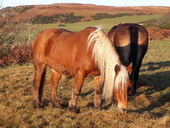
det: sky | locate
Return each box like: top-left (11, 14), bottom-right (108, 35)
top-left (1, 0), bottom-right (170, 8)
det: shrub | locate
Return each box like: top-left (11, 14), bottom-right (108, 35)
top-left (147, 26), bottom-right (170, 41)
top-left (91, 13), bottom-right (133, 20)
top-left (25, 12), bottom-right (84, 24)
top-left (19, 6), bottom-right (34, 13)
top-left (143, 12), bottom-right (170, 29)
top-left (0, 45), bottom-right (32, 66)
top-left (135, 12), bottom-right (146, 15)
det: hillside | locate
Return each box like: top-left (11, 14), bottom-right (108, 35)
top-left (1, 3), bottom-right (170, 22)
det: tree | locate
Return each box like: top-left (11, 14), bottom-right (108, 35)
top-left (0, 2), bottom-right (39, 59)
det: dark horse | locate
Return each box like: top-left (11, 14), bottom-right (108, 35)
top-left (108, 23), bottom-right (148, 95)
top-left (32, 27), bottom-right (131, 113)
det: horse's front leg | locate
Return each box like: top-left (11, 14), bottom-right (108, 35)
top-left (94, 76), bottom-right (103, 109)
top-left (49, 69), bottom-right (62, 108)
top-left (68, 69), bottom-right (86, 113)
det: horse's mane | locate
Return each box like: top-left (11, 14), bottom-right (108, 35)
top-left (87, 27), bottom-right (129, 100)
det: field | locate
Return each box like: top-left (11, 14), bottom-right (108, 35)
top-left (39, 15), bottom-right (161, 32)
top-left (0, 4), bottom-right (170, 127)
top-left (0, 38), bottom-right (170, 127)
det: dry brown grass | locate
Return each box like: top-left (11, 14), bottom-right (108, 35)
top-left (0, 39), bottom-right (170, 128)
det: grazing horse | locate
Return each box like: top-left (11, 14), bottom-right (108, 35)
top-left (32, 27), bottom-right (131, 113)
top-left (108, 23), bottom-right (148, 95)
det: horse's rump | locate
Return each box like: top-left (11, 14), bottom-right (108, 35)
top-left (108, 23), bottom-right (148, 66)
top-left (108, 23), bottom-right (148, 46)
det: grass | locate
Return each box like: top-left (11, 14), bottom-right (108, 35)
top-left (140, 39), bottom-right (170, 88)
top-left (0, 39), bottom-right (170, 127)
top-left (37, 15), bottom-right (161, 32)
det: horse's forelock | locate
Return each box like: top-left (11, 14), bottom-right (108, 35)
top-left (114, 65), bottom-right (129, 91)
top-left (113, 66), bottom-right (129, 110)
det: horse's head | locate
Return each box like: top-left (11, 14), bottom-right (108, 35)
top-left (113, 64), bottom-right (132, 113)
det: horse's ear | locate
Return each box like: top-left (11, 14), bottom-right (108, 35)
top-left (126, 63), bottom-right (132, 74)
top-left (115, 64), bottom-right (120, 75)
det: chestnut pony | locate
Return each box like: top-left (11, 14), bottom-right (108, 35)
top-left (32, 27), bottom-right (131, 113)
top-left (108, 23), bottom-right (148, 95)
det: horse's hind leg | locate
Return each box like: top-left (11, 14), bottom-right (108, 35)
top-left (32, 63), bottom-right (46, 108)
top-left (94, 76), bottom-right (103, 109)
top-left (49, 69), bottom-right (62, 108)
top-left (130, 45), bottom-right (147, 95)
top-left (68, 69), bottom-right (86, 112)
top-left (130, 60), bottom-right (142, 95)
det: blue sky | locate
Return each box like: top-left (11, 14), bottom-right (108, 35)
top-left (2, 0), bottom-right (170, 8)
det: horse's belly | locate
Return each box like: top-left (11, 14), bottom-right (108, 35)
top-left (48, 60), bottom-right (99, 77)
top-left (87, 70), bottom-right (100, 76)
top-left (48, 61), bottom-right (75, 76)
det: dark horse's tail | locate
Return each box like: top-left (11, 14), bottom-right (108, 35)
top-left (129, 25), bottom-right (148, 95)
top-left (129, 26), bottom-right (139, 66)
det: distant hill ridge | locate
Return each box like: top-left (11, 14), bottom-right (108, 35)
top-left (0, 3), bottom-right (170, 22)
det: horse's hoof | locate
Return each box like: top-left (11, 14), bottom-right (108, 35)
top-left (32, 100), bottom-right (42, 109)
top-left (129, 92), bottom-right (136, 96)
top-left (68, 106), bottom-right (79, 113)
top-left (70, 108), bottom-right (80, 113)
top-left (128, 88), bottom-right (136, 96)
top-left (53, 103), bottom-right (62, 109)
top-left (33, 104), bottom-right (41, 109)
top-left (119, 107), bottom-right (128, 113)
top-left (94, 104), bottom-right (102, 110)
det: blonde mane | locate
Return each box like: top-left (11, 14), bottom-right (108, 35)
top-left (87, 27), bottom-right (129, 100)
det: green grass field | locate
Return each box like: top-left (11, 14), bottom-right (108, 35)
top-left (38, 15), bottom-right (161, 32)
top-left (0, 38), bottom-right (170, 127)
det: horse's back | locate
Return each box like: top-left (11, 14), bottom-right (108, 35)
top-left (32, 28), bottom-right (72, 50)
top-left (32, 27), bottom-right (97, 50)
top-left (32, 27), bottom-right (97, 58)
top-left (32, 27), bottom-right (98, 76)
